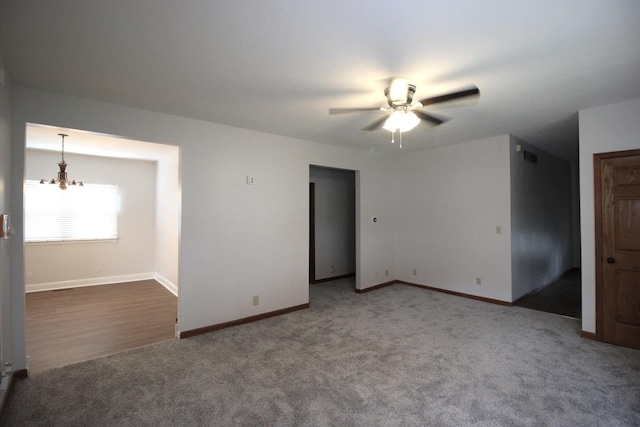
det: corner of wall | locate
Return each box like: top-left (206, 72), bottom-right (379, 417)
top-left (0, 57), bottom-right (15, 371)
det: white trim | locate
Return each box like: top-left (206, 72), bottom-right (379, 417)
top-left (154, 273), bottom-right (178, 296)
top-left (25, 272), bottom-right (156, 293)
top-left (26, 239), bottom-right (118, 246)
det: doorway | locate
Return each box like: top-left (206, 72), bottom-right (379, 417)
top-left (24, 124), bottom-right (181, 371)
top-left (594, 149), bottom-right (640, 349)
top-left (309, 166), bottom-right (356, 285)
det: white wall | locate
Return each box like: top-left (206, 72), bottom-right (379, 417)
top-left (579, 97), bottom-right (640, 333)
top-left (9, 86), bottom-right (398, 369)
top-left (0, 54), bottom-right (13, 375)
top-left (353, 158), bottom-right (398, 289)
top-left (155, 149), bottom-right (180, 294)
top-left (24, 149), bottom-right (157, 291)
top-left (395, 135), bottom-right (512, 302)
top-left (509, 136), bottom-right (573, 301)
top-left (310, 166), bottom-right (355, 281)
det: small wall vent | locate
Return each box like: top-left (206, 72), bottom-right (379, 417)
top-left (523, 150), bottom-right (538, 164)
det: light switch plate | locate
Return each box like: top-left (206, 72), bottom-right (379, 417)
top-left (0, 214), bottom-right (10, 238)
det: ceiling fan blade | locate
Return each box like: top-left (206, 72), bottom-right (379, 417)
top-left (329, 107), bottom-right (382, 115)
top-left (417, 86), bottom-right (480, 107)
top-left (361, 116), bottom-right (389, 131)
top-left (414, 111), bottom-right (449, 126)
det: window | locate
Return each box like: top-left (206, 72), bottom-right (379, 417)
top-left (25, 180), bottom-right (120, 243)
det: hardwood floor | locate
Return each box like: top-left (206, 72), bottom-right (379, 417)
top-left (514, 269), bottom-right (581, 319)
top-left (26, 280), bottom-right (177, 374)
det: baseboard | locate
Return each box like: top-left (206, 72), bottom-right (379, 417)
top-left (154, 273), bottom-right (178, 296)
top-left (355, 280), bottom-right (395, 293)
top-left (0, 369), bottom-right (27, 422)
top-left (399, 281), bottom-right (513, 306)
top-left (26, 272), bottom-right (157, 293)
top-left (580, 330), bottom-right (599, 341)
top-left (311, 273), bottom-right (355, 284)
top-left (180, 303), bottom-right (310, 339)
top-left (13, 369), bottom-right (27, 379)
top-left (0, 375), bottom-right (11, 422)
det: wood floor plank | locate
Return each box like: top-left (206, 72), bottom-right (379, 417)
top-left (514, 269), bottom-right (581, 318)
top-left (26, 280), bottom-right (178, 373)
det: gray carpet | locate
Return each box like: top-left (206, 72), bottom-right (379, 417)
top-left (3, 280), bottom-right (639, 426)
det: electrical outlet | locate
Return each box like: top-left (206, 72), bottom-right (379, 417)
top-left (246, 176), bottom-right (255, 185)
top-left (413, 269), bottom-right (417, 276)
top-left (476, 277), bottom-right (482, 285)
top-left (385, 270), bottom-right (389, 277)
top-left (331, 265), bottom-right (335, 274)
top-left (375, 271), bottom-right (379, 278)
top-left (253, 295), bottom-right (259, 306)
top-left (96, 265), bottom-right (103, 273)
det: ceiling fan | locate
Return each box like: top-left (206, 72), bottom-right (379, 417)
top-left (329, 78), bottom-right (480, 147)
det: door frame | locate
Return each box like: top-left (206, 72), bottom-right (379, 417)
top-left (593, 148), bottom-right (640, 341)
top-left (309, 166), bottom-right (358, 286)
top-left (309, 182), bottom-right (316, 283)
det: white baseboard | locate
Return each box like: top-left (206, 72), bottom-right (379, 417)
top-left (25, 272), bottom-right (169, 293)
top-left (154, 273), bottom-right (178, 296)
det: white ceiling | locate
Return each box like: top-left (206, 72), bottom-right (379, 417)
top-left (2, 1), bottom-right (640, 161)
top-left (25, 124), bottom-right (178, 161)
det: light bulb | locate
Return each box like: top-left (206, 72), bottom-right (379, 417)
top-left (383, 111), bottom-right (420, 132)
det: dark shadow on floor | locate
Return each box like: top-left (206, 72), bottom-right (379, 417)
top-left (514, 269), bottom-right (581, 319)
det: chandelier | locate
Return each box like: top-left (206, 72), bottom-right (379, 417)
top-left (40, 133), bottom-right (83, 190)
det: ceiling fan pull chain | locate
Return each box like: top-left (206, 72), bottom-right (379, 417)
top-left (399, 131), bottom-right (402, 149)
top-left (391, 131), bottom-right (395, 144)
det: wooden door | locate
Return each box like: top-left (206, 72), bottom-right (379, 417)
top-left (595, 150), bottom-right (640, 349)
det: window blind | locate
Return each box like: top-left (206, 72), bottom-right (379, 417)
top-left (25, 180), bottom-right (120, 242)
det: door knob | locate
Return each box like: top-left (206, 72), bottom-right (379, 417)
top-left (607, 257), bottom-right (616, 264)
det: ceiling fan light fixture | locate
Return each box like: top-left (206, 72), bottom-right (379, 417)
top-left (383, 110), bottom-right (420, 133)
